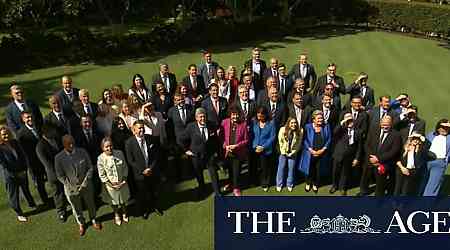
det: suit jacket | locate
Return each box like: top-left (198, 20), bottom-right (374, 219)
top-left (140, 111), bottom-right (168, 145)
top-left (56, 88), bottom-right (80, 117)
top-left (201, 96), bottom-right (229, 128)
top-left (152, 95), bottom-right (173, 119)
top-left (366, 129), bottom-right (402, 170)
top-left (287, 90), bottom-right (313, 108)
top-left (313, 75), bottom-right (345, 97)
top-left (314, 94), bottom-right (342, 113)
top-left (73, 101), bottom-right (99, 120)
top-left (198, 61), bottom-right (219, 86)
top-left (345, 83), bottom-right (375, 111)
top-left (277, 76), bottom-right (294, 103)
top-left (332, 124), bottom-right (363, 162)
top-left (235, 99), bottom-right (256, 122)
top-left (167, 104), bottom-right (195, 146)
top-left (367, 107), bottom-right (399, 136)
top-left (151, 72), bottom-right (177, 97)
top-left (182, 122), bottom-right (220, 158)
top-left (5, 100), bottom-right (43, 133)
top-left (220, 119), bottom-right (249, 160)
top-left (125, 135), bottom-right (159, 181)
top-left (36, 137), bottom-right (62, 183)
top-left (244, 59), bottom-right (267, 88)
top-left (54, 147), bottom-right (93, 195)
top-left (182, 75), bottom-right (207, 98)
top-left (73, 127), bottom-right (102, 164)
top-left (289, 63), bottom-right (317, 91)
top-left (44, 111), bottom-right (78, 138)
top-left (262, 100), bottom-right (286, 129)
top-left (17, 126), bottom-right (46, 177)
top-left (0, 140), bottom-right (29, 179)
top-left (396, 118), bottom-right (426, 143)
top-left (339, 108), bottom-right (369, 137)
top-left (312, 105), bottom-right (339, 132)
top-left (287, 103), bottom-right (311, 129)
top-left (250, 120), bottom-right (276, 156)
top-left (262, 67), bottom-right (279, 82)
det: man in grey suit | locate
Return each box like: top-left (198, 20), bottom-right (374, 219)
top-left (55, 135), bottom-right (102, 236)
top-left (198, 51), bottom-right (219, 87)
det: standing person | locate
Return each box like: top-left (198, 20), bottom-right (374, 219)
top-left (345, 72), bottom-right (375, 111)
top-left (330, 113), bottom-right (363, 195)
top-left (298, 110), bottom-right (331, 193)
top-left (313, 63), bottom-right (345, 97)
top-left (339, 96), bottom-right (369, 138)
top-left (17, 110), bottom-right (49, 205)
top-left (198, 51), bottom-right (219, 86)
top-left (289, 54), bottom-right (317, 92)
top-left (220, 106), bottom-right (249, 196)
top-left (73, 89), bottom-right (99, 120)
top-left (151, 63), bottom-right (177, 97)
top-left (277, 64), bottom-right (293, 103)
top-left (250, 106), bottom-right (276, 191)
top-left (262, 58), bottom-right (279, 82)
top-left (182, 64), bottom-right (206, 105)
top-left (201, 83), bottom-right (229, 128)
top-left (55, 135), bottom-right (102, 236)
top-left (111, 116), bottom-right (132, 153)
top-left (0, 126), bottom-right (36, 222)
top-left (44, 95), bottom-right (76, 137)
top-left (216, 66), bottom-right (233, 102)
top-left (125, 120), bottom-right (163, 219)
top-left (287, 92), bottom-right (311, 129)
top-left (225, 66), bottom-right (240, 103)
top-left (394, 133), bottom-right (427, 196)
top-left (276, 117), bottom-right (303, 192)
top-left (55, 75), bottom-right (80, 117)
top-left (314, 94), bottom-right (339, 132)
top-left (261, 87), bottom-right (286, 130)
top-left (36, 124), bottom-right (67, 222)
top-left (97, 137), bottom-right (130, 226)
top-left (234, 84), bottom-right (257, 123)
top-left (183, 108), bottom-right (222, 198)
top-left (129, 74), bottom-right (151, 105)
top-left (422, 120), bottom-right (450, 196)
top-left (365, 115), bottom-right (402, 196)
top-left (395, 106), bottom-right (426, 144)
top-left (119, 100), bottom-right (138, 130)
top-left (244, 47), bottom-right (267, 90)
top-left (152, 83), bottom-right (173, 119)
top-left (5, 84), bottom-right (43, 133)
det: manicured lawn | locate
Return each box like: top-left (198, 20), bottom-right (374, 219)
top-left (0, 29), bottom-right (449, 249)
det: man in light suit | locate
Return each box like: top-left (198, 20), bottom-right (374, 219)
top-left (5, 84), bottom-right (43, 134)
top-left (55, 75), bottom-right (79, 117)
top-left (198, 51), bottom-right (219, 87)
top-left (125, 120), bottom-right (163, 219)
top-left (289, 54), bottom-right (317, 91)
top-left (55, 135), bottom-right (102, 236)
top-left (151, 63), bottom-right (177, 97)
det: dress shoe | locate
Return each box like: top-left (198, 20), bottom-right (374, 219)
top-left (122, 214), bottom-right (129, 223)
top-left (356, 191), bottom-right (368, 197)
top-left (329, 186), bottom-right (337, 194)
top-left (305, 184), bottom-right (311, 192)
top-left (58, 214), bottom-right (66, 223)
top-left (92, 222), bottom-right (102, 231)
top-left (79, 224), bottom-right (86, 236)
top-left (17, 215), bottom-right (28, 223)
top-left (287, 187), bottom-right (293, 192)
top-left (312, 185), bottom-right (319, 193)
top-left (276, 186), bottom-right (282, 192)
top-left (262, 186), bottom-right (269, 192)
top-left (114, 215), bottom-right (122, 226)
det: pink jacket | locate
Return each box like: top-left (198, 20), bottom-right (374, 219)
top-left (220, 118), bottom-right (249, 160)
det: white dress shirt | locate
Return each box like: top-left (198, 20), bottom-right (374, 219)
top-left (430, 135), bottom-right (447, 159)
top-left (406, 150), bottom-right (415, 169)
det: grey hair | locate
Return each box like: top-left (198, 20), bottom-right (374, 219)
top-left (195, 107), bottom-right (206, 116)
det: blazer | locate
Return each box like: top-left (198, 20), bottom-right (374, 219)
top-left (287, 90), bottom-right (313, 108)
top-left (198, 61), bottom-right (219, 86)
top-left (367, 107), bottom-right (399, 135)
top-left (288, 63), bottom-right (317, 91)
top-left (182, 122), bottom-right (220, 158)
top-left (151, 72), bottom-right (177, 97)
top-left (5, 100), bottom-right (43, 133)
top-left (0, 140), bottom-right (29, 180)
top-left (298, 123), bottom-right (332, 175)
top-left (72, 101), bottom-right (99, 120)
top-left (250, 120), bottom-right (276, 156)
top-left (312, 105), bottom-right (339, 132)
top-left (262, 67), bottom-right (279, 82)
top-left (44, 111), bottom-right (78, 138)
top-left (182, 75), bottom-right (207, 98)
top-left (201, 96), bottom-right (229, 128)
top-left (278, 126), bottom-right (303, 157)
top-left (36, 137), bottom-right (62, 183)
top-left (346, 83), bottom-right (375, 111)
top-left (244, 59), bottom-right (267, 79)
top-left (314, 94), bottom-right (342, 113)
top-left (332, 124), bottom-right (363, 162)
top-left (313, 75), bottom-right (345, 97)
top-left (167, 104), bottom-right (195, 146)
top-left (54, 147), bottom-right (93, 195)
top-left (339, 108), bottom-right (369, 137)
top-left (73, 127), bottom-right (102, 164)
top-left (97, 150), bottom-right (128, 184)
top-left (125, 135), bottom-right (159, 181)
top-left (366, 129), bottom-right (402, 170)
top-left (277, 76), bottom-right (294, 102)
top-left (220, 119), bottom-right (249, 160)
top-left (140, 111), bottom-right (168, 145)
top-left (234, 99), bottom-right (257, 123)
top-left (398, 149), bottom-right (427, 170)
top-left (287, 103), bottom-right (311, 129)
top-left (16, 126), bottom-right (46, 176)
top-left (55, 88), bottom-right (80, 116)
top-left (128, 88), bottom-right (152, 105)
top-left (262, 100), bottom-right (287, 129)
top-left (425, 132), bottom-right (450, 164)
top-left (395, 118), bottom-right (426, 143)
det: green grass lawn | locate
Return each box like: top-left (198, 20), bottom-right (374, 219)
top-left (0, 29), bottom-right (449, 249)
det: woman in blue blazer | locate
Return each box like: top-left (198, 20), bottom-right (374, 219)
top-left (251, 106), bottom-right (276, 192)
top-left (298, 110), bottom-right (331, 193)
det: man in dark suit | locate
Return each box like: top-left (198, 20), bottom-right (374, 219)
top-left (287, 92), bottom-right (311, 129)
top-left (234, 84), bottom-right (257, 123)
top-left (55, 75), bottom-right (79, 117)
top-left (244, 47), bottom-right (267, 89)
top-left (168, 93), bottom-right (196, 147)
top-left (5, 84), bottom-right (43, 134)
top-left (16, 110), bottom-right (49, 205)
top-left (72, 89), bottom-right (99, 120)
top-left (73, 115), bottom-right (102, 165)
top-left (151, 63), bottom-right (177, 97)
top-left (262, 87), bottom-right (286, 130)
top-left (198, 51), bottom-right (219, 87)
top-left (363, 115), bottom-right (402, 196)
top-left (345, 72), bottom-right (375, 111)
top-left (44, 95), bottom-right (77, 138)
top-left (125, 120), bottom-right (163, 219)
top-left (36, 124), bottom-right (67, 222)
top-left (314, 83), bottom-right (342, 113)
top-left (277, 64), bottom-right (293, 103)
top-left (289, 54), bottom-right (317, 91)
top-left (313, 63), bottom-right (345, 97)
top-left (339, 96), bottom-right (369, 137)
top-left (256, 76), bottom-right (278, 106)
top-left (314, 94), bottom-right (339, 132)
top-left (201, 83), bottom-right (228, 128)
top-left (395, 106), bottom-right (426, 143)
top-left (367, 95), bottom-right (399, 135)
top-left (262, 58), bottom-right (279, 82)
top-left (182, 64), bottom-right (207, 104)
top-left (182, 108), bottom-right (221, 198)
top-left (287, 78), bottom-right (313, 108)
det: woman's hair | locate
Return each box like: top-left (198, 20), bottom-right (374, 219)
top-left (131, 74), bottom-right (148, 91)
top-left (434, 118), bottom-right (449, 135)
top-left (255, 106), bottom-right (269, 120)
top-left (111, 84), bottom-right (126, 100)
top-left (227, 105), bottom-right (241, 122)
top-left (112, 116), bottom-right (129, 132)
top-left (402, 137), bottom-right (423, 157)
top-left (100, 136), bottom-right (113, 150)
top-left (101, 88), bottom-right (112, 104)
top-left (283, 117), bottom-right (300, 139)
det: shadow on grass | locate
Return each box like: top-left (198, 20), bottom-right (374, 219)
top-left (438, 40), bottom-right (450, 50)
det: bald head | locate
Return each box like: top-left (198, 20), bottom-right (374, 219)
top-left (62, 135), bottom-right (75, 152)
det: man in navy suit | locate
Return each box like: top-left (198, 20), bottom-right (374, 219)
top-left (5, 84), bottom-right (43, 134)
top-left (198, 51), bottom-right (219, 86)
top-left (151, 63), bottom-right (177, 97)
top-left (262, 58), bottom-right (279, 82)
top-left (262, 87), bottom-right (286, 130)
top-left (182, 64), bottom-right (207, 104)
top-left (289, 54), bottom-right (317, 92)
top-left (345, 72), bottom-right (375, 111)
top-left (277, 64), bottom-right (293, 103)
top-left (55, 76), bottom-right (79, 117)
top-left (313, 63), bottom-right (345, 97)
top-left (201, 83), bottom-right (228, 128)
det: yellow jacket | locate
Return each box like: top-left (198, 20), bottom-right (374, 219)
top-left (278, 127), bottom-right (303, 157)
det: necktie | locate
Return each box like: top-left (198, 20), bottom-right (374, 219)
top-left (243, 102), bottom-right (248, 117)
top-left (271, 103), bottom-right (276, 117)
top-left (381, 110), bottom-right (387, 119)
top-left (280, 79), bottom-right (285, 95)
top-left (67, 92), bottom-right (73, 102)
top-left (272, 69), bottom-right (277, 78)
top-left (180, 107), bottom-right (186, 124)
top-left (163, 76), bottom-right (169, 91)
top-left (214, 100), bottom-right (219, 114)
top-left (85, 130), bottom-right (92, 143)
top-left (201, 127), bottom-right (207, 141)
top-left (58, 113), bottom-right (65, 124)
top-left (20, 103), bottom-right (26, 111)
top-left (139, 138), bottom-right (147, 163)
top-left (379, 131), bottom-right (387, 147)
top-left (85, 105), bottom-right (91, 115)
top-left (353, 111), bottom-right (358, 120)
top-left (324, 109), bottom-right (329, 121)
top-left (192, 77), bottom-right (197, 90)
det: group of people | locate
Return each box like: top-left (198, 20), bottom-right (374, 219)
top-left (1, 48), bottom-right (449, 236)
